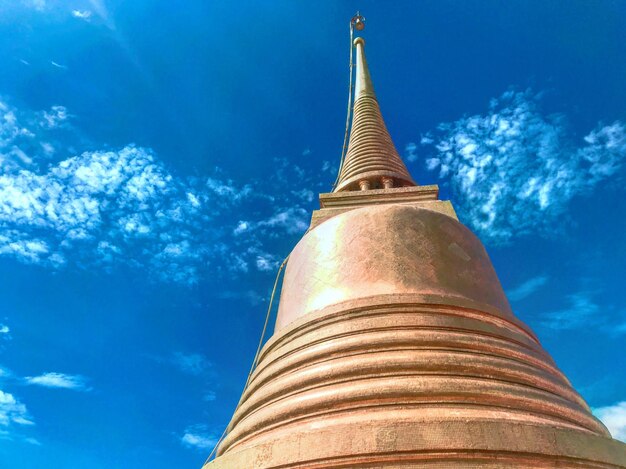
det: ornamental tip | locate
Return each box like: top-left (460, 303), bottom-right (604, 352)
top-left (353, 37), bottom-right (365, 47)
top-left (351, 12), bottom-right (365, 31)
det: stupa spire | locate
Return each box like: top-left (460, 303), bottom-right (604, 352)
top-left (202, 14), bottom-right (626, 469)
top-left (334, 37), bottom-right (416, 192)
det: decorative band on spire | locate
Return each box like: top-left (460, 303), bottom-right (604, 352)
top-left (334, 37), bottom-right (416, 192)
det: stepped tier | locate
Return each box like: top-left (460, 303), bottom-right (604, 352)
top-left (205, 205), bottom-right (626, 468)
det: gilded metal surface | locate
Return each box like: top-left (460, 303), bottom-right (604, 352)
top-left (205, 203), bottom-right (626, 468)
top-left (276, 205), bottom-right (514, 330)
top-left (334, 38), bottom-right (415, 192)
top-left (207, 295), bottom-right (625, 468)
top-left (204, 26), bottom-right (626, 469)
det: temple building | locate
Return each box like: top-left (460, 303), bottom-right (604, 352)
top-left (205, 31), bottom-right (626, 469)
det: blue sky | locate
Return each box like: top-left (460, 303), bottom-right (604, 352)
top-left (0, 1), bottom-right (625, 467)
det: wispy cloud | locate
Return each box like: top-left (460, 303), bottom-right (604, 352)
top-left (255, 208), bottom-right (309, 235)
top-left (506, 275), bottom-right (549, 302)
top-left (24, 0), bottom-right (46, 11)
top-left (593, 401), bottom-right (626, 442)
top-left (255, 254), bottom-right (278, 272)
top-left (540, 292), bottom-right (599, 330)
top-left (171, 353), bottom-right (212, 377)
top-left (540, 281), bottom-right (626, 338)
top-left (0, 141), bottom-right (264, 283)
top-left (71, 10), bottom-right (92, 20)
top-left (38, 105), bottom-right (68, 129)
top-left (404, 142), bottom-right (418, 162)
top-left (25, 372), bottom-right (89, 391)
top-left (216, 289), bottom-right (264, 306)
top-left (0, 389), bottom-right (34, 429)
top-left (50, 61), bottom-right (67, 70)
top-left (0, 371), bottom-right (39, 443)
top-left (291, 189), bottom-right (315, 203)
top-left (205, 177), bottom-right (252, 202)
top-left (0, 326), bottom-right (90, 443)
top-left (420, 89), bottom-right (626, 244)
top-left (0, 323), bottom-right (10, 351)
top-left (0, 145), bottom-right (203, 277)
top-left (321, 160), bottom-right (335, 175)
top-left (180, 424), bottom-right (219, 451)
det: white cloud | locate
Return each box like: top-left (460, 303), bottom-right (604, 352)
top-left (181, 424), bottom-right (219, 450)
top-left (291, 189), bottom-right (314, 203)
top-left (50, 61), bottom-right (67, 70)
top-left (0, 390), bottom-right (33, 428)
top-left (506, 275), bottom-right (549, 302)
top-left (255, 254), bottom-right (277, 272)
top-left (233, 221), bottom-right (249, 235)
top-left (40, 142), bottom-right (55, 156)
top-left (71, 10), bottom-right (92, 20)
top-left (0, 140), bottom-right (213, 283)
top-left (0, 236), bottom-right (49, 264)
top-left (39, 106), bottom-right (68, 129)
top-left (0, 99), bottom-right (326, 285)
top-left (321, 160), bottom-right (334, 174)
top-left (257, 207), bottom-right (309, 235)
top-left (228, 254), bottom-right (249, 274)
top-left (25, 372), bottom-right (89, 391)
top-left (593, 401), bottom-right (626, 442)
top-left (421, 89), bottom-right (626, 243)
top-left (230, 208), bottom-right (308, 241)
top-left (205, 177), bottom-right (251, 202)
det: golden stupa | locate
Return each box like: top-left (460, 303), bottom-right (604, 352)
top-left (204, 24), bottom-right (626, 469)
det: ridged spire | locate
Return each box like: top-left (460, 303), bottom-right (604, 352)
top-left (334, 37), bottom-right (416, 192)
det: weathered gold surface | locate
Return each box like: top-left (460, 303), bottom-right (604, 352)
top-left (334, 38), bottom-right (415, 192)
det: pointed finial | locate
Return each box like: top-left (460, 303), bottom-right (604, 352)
top-left (351, 12), bottom-right (366, 31)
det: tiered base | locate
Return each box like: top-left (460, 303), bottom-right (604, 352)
top-left (205, 295), bottom-right (626, 468)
